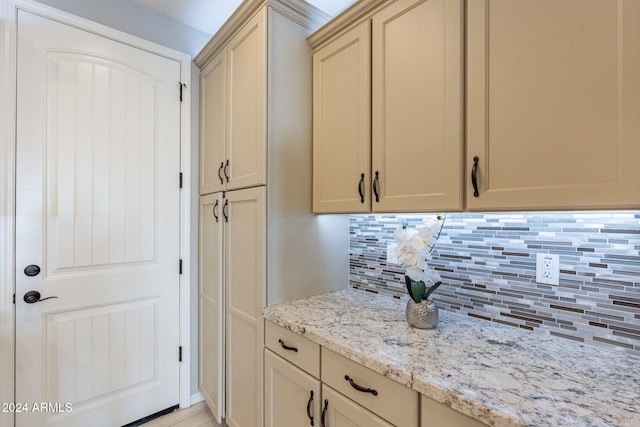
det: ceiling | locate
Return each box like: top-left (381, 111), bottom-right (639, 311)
top-left (129, 0), bottom-right (355, 35)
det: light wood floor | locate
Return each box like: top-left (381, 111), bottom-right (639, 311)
top-left (143, 402), bottom-right (223, 427)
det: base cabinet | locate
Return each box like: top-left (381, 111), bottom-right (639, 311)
top-left (199, 187), bottom-right (265, 427)
top-left (321, 385), bottom-right (393, 427)
top-left (421, 394), bottom-right (487, 427)
top-left (264, 350), bottom-right (321, 427)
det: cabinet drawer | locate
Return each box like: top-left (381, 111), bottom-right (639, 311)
top-left (421, 394), bottom-right (487, 427)
top-left (265, 321), bottom-right (320, 378)
top-left (321, 348), bottom-right (418, 427)
top-left (321, 384), bottom-right (393, 427)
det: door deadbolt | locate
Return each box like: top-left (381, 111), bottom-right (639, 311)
top-left (24, 264), bottom-right (41, 277)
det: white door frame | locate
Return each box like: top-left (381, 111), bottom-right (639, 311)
top-left (0, 1), bottom-right (192, 425)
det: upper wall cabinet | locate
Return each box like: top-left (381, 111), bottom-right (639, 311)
top-left (311, 0), bottom-right (464, 213)
top-left (466, 0), bottom-right (640, 210)
top-left (199, 10), bottom-right (266, 195)
top-left (312, 0), bottom-right (640, 213)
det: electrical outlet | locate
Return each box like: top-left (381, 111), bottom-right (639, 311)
top-left (536, 253), bottom-right (559, 285)
top-left (387, 243), bottom-right (398, 264)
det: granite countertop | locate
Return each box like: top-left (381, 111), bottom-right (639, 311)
top-left (262, 289), bottom-right (640, 427)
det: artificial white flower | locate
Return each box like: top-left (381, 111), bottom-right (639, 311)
top-left (393, 215), bottom-right (446, 302)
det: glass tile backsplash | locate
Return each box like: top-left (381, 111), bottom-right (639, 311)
top-left (349, 212), bottom-right (640, 355)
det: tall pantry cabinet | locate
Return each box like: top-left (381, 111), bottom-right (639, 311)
top-left (195, 1), bottom-right (348, 427)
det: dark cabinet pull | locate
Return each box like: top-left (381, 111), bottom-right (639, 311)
top-left (223, 199), bottom-right (229, 222)
top-left (321, 399), bottom-right (328, 427)
top-left (278, 339), bottom-right (298, 352)
top-left (372, 171), bottom-right (380, 203)
top-left (358, 173), bottom-right (365, 203)
top-left (224, 160), bottom-right (230, 183)
top-left (306, 390), bottom-right (314, 426)
top-left (344, 375), bottom-right (378, 396)
top-left (471, 156), bottom-right (479, 197)
top-left (212, 200), bottom-right (219, 223)
top-left (218, 161), bottom-right (224, 185)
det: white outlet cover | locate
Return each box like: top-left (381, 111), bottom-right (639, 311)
top-left (536, 253), bottom-right (559, 285)
top-left (387, 243), bottom-right (398, 264)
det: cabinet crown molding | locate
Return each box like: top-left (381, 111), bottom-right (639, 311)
top-left (307, 0), bottom-right (389, 50)
top-left (194, 0), bottom-right (329, 68)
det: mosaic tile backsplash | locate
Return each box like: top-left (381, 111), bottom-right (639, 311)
top-left (349, 212), bottom-right (640, 355)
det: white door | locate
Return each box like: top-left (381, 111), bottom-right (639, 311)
top-left (15, 10), bottom-right (181, 427)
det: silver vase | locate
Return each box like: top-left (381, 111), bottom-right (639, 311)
top-left (405, 299), bottom-right (438, 329)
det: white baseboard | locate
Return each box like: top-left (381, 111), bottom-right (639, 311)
top-left (190, 392), bottom-right (204, 405)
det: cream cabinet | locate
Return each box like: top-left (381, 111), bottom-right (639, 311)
top-left (264, 322), bottom-right (321, 427)
top-left (466, 0), bottom-right (640, 210)
top-left (311, 0), bottom-right (464, 213)
top-left (199, 7), bottom-right (266, 195)
top-left (264, 350), bottom-right (321, 427)
top-left (312, 0), bottom-right (640, 213)
top-left (421, 394), bottom-right (486, 427)
top-left (321, 348), bottom-right (419, 427)
top-left (321, 385), bottom-right (394, 427)
top-left (198, 194), bottom-right (224, 420)
top-left (196, 2), bottom-right (349, 427)
top-left (199, 188), bottom-right (265, 427)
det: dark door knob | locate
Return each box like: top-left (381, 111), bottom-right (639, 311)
top-left (24, 265), bottom-right (41, 277)
top-left (23, 291), bottom-right (58, 304)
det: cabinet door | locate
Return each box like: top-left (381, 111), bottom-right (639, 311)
top-left (264, 350), bottom-right (321, 427)
top-left (198, 193), bottom-right (224, 423)
top-left (467, 0), bottom-right (640, 210)
top-left (225, 187), bottom-right (266, 427)
top-left (312, 21), bottom-right (371, 213)
top-left (321, 385), bottom-right (394, 427)
top-left (372, 0), bottom-right (463, 212)
top-left (200, 51), bottom-right (226, 195)
top-left (226, 9), bottom-right (267, 191)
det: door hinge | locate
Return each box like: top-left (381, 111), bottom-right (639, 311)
top-left (179, 82), bottom-right (187, 102)
top-left (13, 294), bottom-right (15, 304)
top-left (179, 172), bottom-right (183, 189)
top-left (179, 259), bottom-right (183, 275)
top-left (179, 346), bottom-right (183, 362)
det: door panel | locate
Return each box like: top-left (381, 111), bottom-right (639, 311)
top-left (264, 350), bottom-right (321, 427)
top-left (466, 0), bottom-right (640, 210)
top-left (16, 10), bottom-right (180, 427)
top-left (372, 0), bottom-right (463, 212)
top-left (225, 187), bottom-right (265, 427)
top-left (312, 21), bottom-right (371, 213)
top-left (198, 193), bottom-right (224, 423)
top-left (227, 10), bottom-right (266, 191)
top-left (200, 52), bottom-right (226, 195)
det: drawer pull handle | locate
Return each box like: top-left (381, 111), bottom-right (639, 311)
top-left (321, 399), bottom-right (328, 427)
top-left (471, 156), bottom-right (480, 197)
top-left (212, 199), bottom-right (219, 222)
top-left (358, 173), bottom-right (365, 203)
top-left (372, 171), bottom-right (380, 203)
top-left (344, 375), bottom-right (378, 396)
top-left (278, 339), bottom-right (298, 352)
top-left (218, 161), bottom-right (224, 185)
top-left (307, 390), bottom-right (314, 426)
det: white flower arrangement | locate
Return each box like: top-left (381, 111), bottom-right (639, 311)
top-left (393, 215), bottom-right (446, 303)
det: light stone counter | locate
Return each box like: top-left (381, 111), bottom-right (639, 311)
top-left (262, 289), bottom-right (640, 427)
